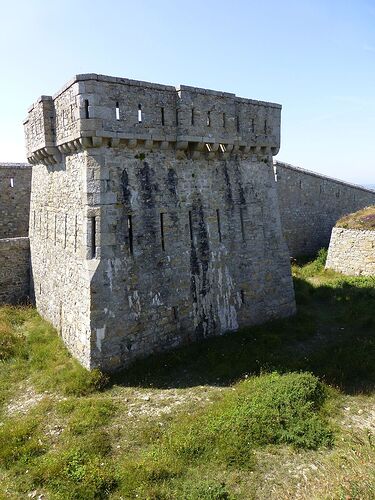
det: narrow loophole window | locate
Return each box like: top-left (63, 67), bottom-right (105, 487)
top-left (161, 107), bottom-right (165, 126)
top-left (222, 112), bottom-right (226, 128)
top-left (116, 102), bottom-right (120, 120)
top-left (251, 118), bottom-right (255, 133)
top-left (191, 108), bottom-right (195, 125)
top-left (160, 213), bottom-right (165, 251)
top-left (240, 208), bottom-right (245, 241)
top-left (241, 289), bottom-right (245, 304)
top-left (33, 211), bottom-right (36, 230)
top-left (10, 178), bottom-right (14, 188)
top-left (264, 119), bottom-right (267, 135)
top-left (236, 116), bottom-right (240, 132)
top-left (176, 109), bottom-right (179, 126)
top-left (91, 216), bottom-right (97, 258)
top-left (172, 306), bottom-right (178, 320)
top-left (216, 209), bottom-right (222, 242)
top-left (207, 111), bottom-right (211, 127)
top-left (127, 214), bottom-right (133, 255)
top-left (138, 104), bottom-right (142, 123)
top-left (188, 211), bottom-right (193, 241)
top-left (84, 99), bottom-right (90, 119)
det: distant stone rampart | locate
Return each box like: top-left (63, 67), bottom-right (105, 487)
top-left (0, 163), bottom-right (31, 238)
top-left (275, 161), bottom-right (375, 256)
top-left (0, 237), bottom-right (30, 304)
top-left (0, 163), bottom-right (31, 304)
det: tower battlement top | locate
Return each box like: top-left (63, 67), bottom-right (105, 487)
top-left (24, 74), bottom-right (281, 165)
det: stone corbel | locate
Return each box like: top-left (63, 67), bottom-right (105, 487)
top-left (160, 141), bottom-right (169, 150)
top-left (45, 146), bottom-right (62, 163)
top-left (92, 137), bottom-right (103, 148)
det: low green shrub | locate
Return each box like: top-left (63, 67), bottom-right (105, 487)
top-left (117, 372), bottom-right (333, 498)
top-left (293, 248), bottom-right (328, 278)
top-left (167, 371), bottom-right (333, 466)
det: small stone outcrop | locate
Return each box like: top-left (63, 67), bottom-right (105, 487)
top-left (326, 207), bottom-right (375, 276)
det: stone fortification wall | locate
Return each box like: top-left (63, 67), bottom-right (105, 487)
top-left (0, 163), bottom-right (32, 305)
top-left (276, 161), bottom-right (375, 257)
top-left (326, 227), bottom-right (375, 276)
top-left (0, 237), bottom-right (30, 304)
top-left (24, 74), bottom-right (296, 371)
top-left (0, 163), bottom-right (32, 238)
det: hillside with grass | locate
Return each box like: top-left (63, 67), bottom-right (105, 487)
top-left (336, 206), bottom-right (375, 230)
top-left (0, 249), bottom-right (375, 499)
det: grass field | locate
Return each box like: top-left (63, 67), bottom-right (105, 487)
top-left (0, 249), bottom-right (374, 499)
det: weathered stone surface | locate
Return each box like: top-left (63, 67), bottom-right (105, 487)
top-left (276, 162), bottom-right (375, 257)
top-left (0, 237), bottom-right (30, 304)
top-left (0, 163), bottom-right (31, 238)
top-left (326, 227), bottom-right (375, 276)
top-left (25, 74), bottom-right (296, 371)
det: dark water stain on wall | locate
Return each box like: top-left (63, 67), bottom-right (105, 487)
top-left (222, 161), bottom-right (233, 206)
top-left (189, 197), bottom-right (216, 339)
top-left (121, 169), bottom-right (131, 208)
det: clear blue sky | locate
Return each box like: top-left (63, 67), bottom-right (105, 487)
top-left (1, 0), bottom-right (374, 184)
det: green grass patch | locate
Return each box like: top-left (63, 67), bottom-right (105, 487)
top-left (0, 307), bottom-right (107, 400)
top-left (116, 372), bottom-right (333, 498)
top-left (57, 398), bottom-right (117, 435)
top-left (0, 410), bottom-right (46, 469)
top-left (1, 249), bottom-right (375, 498)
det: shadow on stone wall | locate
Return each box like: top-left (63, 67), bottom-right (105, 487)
top-left (109, 276), bottom-right (375, 396)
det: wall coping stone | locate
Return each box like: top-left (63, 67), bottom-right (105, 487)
top-left (275, 160), bottom-right (375, 195)
top-left (0, 163), bottom-right (31, 169)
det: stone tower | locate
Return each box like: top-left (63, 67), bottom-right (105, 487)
top-left (24, 74), bottom-right (296, 371)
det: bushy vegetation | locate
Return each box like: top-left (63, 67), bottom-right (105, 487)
top-left (0, 250), bottom-right (374, 499)
top-left (116, 372), bottom-right (333, 497)
top-left (291, 247), bottom-right (328, 278)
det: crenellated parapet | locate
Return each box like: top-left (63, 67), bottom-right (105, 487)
top-left (24, 74), bottom-right (281, 166)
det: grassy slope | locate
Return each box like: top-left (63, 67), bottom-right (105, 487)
top-left (336, 205), bottom-right (375, 230)
top-left (0, 250), bottom-right (374, 499)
